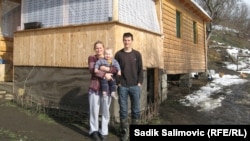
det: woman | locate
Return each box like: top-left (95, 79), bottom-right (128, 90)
top-left (88, 40), bottom-right (117, 141)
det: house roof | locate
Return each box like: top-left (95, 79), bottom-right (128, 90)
top-left (180, 0), bottom-right (212, 22)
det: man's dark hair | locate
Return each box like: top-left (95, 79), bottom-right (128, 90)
top-left (123, 32), bottom-right (133, 40)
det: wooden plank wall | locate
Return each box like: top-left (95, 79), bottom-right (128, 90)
top-left (14, 22), bottom-right (164, 69)
top-left (0, 36), bottom-right (13, 81)
top-left (162, 0), bottom-right (207, 74)
top-left (14, 23), bottom-right (116, 68)
top-left (114, 24), bottom-right (164, 69)
top-left (13, 22), bottom-right (164, 120)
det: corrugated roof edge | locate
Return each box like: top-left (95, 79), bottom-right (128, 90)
top-left (191, 0), bottom-right (212, 21)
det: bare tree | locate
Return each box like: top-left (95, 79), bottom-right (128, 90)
top-left (195, 0), bottom-right (250, 37)
top-left (195, 0), bottom-right (241, 24)
top-left (230, 2), bottom-right (248, 36)
top-left (245, 19), bottom-right (250, 37)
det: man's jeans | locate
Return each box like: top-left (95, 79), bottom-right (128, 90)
top-left (118, 85), bottom-right (141, 120)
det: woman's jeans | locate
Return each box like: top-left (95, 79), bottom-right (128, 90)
top-left (118, 85), bottom-right (141, 120)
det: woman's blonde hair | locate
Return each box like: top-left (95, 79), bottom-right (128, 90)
top-left (105, 47), bottom-right (112, 52)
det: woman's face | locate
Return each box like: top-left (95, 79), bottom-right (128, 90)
top-left (95, 43), bottom-right (104, 57)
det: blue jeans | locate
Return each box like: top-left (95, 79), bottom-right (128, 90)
top-left (118, 86), bottom-right (141, 120)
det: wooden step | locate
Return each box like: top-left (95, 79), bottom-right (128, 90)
top-left (5, 93), bottom-right (14, 100)
top-left (0, 90), bottom-right (6, 94)
top-left (0, 90), bottom-right (6, 99)
top-left (0, 90), bottom-right (14, 100)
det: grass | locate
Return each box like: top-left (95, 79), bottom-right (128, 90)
top-left (2, 101), bottom-right (57, 124)
top-left (1, 100), bottom-right (17, 107)
top-left (0, 101), bottom-right (59, 141)
top-left (37, 113), bottom-right (56, 124)
top-left (0, 128), bottom-right (29, 141)
top-left (147, 116), bottom-right (162, 124)
top-left (210, 30), bottom-right (250, 49)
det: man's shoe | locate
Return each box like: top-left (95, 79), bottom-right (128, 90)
top-left (120, 119), bottom-right (129, 141)
top-left (90, 131), bottom-right (100, 141)
top-left (120, 128), bottom-right (129, 141)
top-left (99, 134), bottom-right (107, 141)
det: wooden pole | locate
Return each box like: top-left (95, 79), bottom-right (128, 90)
top-left (237, 55), bottom-right (238, 71)
top-left (112, 0), bottom-right (118, 21)
top-left (0, 0), bottom-right (2, 35)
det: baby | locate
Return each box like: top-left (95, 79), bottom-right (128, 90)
top-left (94, 47), bottom-right (121, 99)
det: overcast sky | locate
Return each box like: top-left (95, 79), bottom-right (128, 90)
top-left (242, 0), bottom-right (250, 17)
top-left (243, 0), bottom-right (250, 8)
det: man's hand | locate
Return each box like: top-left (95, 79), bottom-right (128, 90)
top-left (105, 73), bottom-right (113, 80)
top-left (117, 71), bottom-right (121, 76)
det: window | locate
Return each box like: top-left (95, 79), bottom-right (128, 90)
top-left (176, 11), bottom-right (181, 38)
top-left (193, 21), bottom-right (197, 44)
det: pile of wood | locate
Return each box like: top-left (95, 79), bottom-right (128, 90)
top-left (0, 36), bottom-right (13, 82)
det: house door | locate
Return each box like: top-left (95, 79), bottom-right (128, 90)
top-left (147, 68), bottom-right (159, 104)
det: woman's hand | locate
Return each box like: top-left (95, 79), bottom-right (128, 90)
top-left (105, 73), bottom-right (113, 80)
top-left (100, 66), bottom-right (110, 72)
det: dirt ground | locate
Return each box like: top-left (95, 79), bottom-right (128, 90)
top-left (0, 47), bottom-right (239, 141)
top-left (0, 80), bottom-right (224, 141)
top-left (0, 99), bottom-right (123, 141)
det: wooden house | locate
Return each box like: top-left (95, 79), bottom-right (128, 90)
top-left (1, 0), bottom-right (211, 122)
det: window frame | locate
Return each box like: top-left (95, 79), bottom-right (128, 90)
top-left (176, 10), bottom-right (181, 38)
top-left (193, 21), bottom-right (197, 44)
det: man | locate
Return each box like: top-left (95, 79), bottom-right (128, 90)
top-left (115, 32), bottom-right (144, 141)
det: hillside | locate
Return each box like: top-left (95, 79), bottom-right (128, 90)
top-left (209, 27), bottom-right (250, 49)
top-left (164, 27), bottom-right (249, 109)
top-left (207, 27), bottom-right (250, 74)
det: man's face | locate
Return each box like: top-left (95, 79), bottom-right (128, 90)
top-left (123, 37), bottom-right (133, 49)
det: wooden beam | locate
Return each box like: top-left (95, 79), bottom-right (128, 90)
top-left (8, 0), bottom-right (21, 4)
top-left (112, 0), bottom-right (118, 21)
top-left (0, 0), bottom-right (2, 36)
